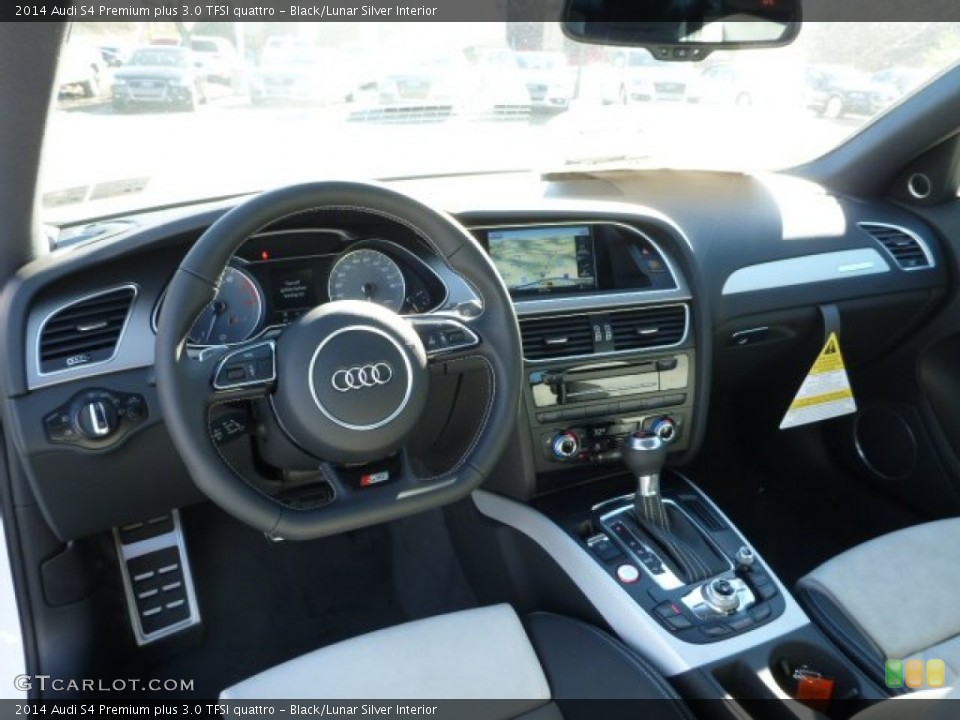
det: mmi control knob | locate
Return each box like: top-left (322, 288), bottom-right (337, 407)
top-left (76, 399), bottom-right (118, 439)
top-left (702, 578), bottom-right (740, 614)
top-left (551, 431), bottom-right (581, 459)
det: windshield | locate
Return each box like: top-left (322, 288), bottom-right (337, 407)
top-left (43, 21), bottom-right (960, 224)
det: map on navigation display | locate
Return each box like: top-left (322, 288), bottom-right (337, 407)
top-left (488, 226), bottom-right (595, 293)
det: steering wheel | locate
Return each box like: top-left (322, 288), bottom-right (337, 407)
top-left (155, 182), bottom-right (521, 540)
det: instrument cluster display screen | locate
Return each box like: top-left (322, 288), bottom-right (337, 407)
top-left (488, 225), bottom-right (596, 295)
top-left (272, 267), bottom-right (316, 311)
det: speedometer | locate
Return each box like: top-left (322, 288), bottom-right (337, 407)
top-left (188, 266), bottom-right (264, 345)
top-left (327, 248), bottom-right (406, 312)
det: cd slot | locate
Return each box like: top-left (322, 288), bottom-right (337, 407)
top-left (536, 393), bottom-right (686, 424)
top-left (530, 354), bottom-right (689, 409)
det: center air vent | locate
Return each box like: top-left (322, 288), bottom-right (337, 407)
top-left (520, 314), bottom-right (594, 360)
top-left (39, 285), bottom-right (137, 374)
top-left (610, 305), bottom-right (687, 351)
top-left (520, 304), bottom-right (688, 361)
top-left (859, 223), bottom-right (932, 270)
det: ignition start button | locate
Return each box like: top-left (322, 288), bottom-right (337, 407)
top-left (616, 564), bottom-right (641, 584)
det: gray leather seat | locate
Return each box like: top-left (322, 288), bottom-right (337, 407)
top-left (796, 518), bottom-right (960, 693)
top-left (220, 602), bottom-right (960, 718)
top-left (221, 604), bottom-right (693, 720)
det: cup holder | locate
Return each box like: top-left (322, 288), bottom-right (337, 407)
top-left (771, 641), bottom-right (870, 719)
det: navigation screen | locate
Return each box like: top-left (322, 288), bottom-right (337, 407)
top-left (488, 226), bottom-right (596, 294)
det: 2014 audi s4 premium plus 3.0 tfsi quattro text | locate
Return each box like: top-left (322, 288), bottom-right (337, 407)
top-left (2, 5), bottom-right (960, 719)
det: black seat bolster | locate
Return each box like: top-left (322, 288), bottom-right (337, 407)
top-left (795, 581), bottom-right (906, 696)
top-left (523, 612), bottom-right (695, 719)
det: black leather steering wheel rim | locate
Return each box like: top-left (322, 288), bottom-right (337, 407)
top-left (155, 181), bottom-right (522, 540)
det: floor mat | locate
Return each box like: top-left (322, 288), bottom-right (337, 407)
top-left (145, 503), bottom-right (476, 697)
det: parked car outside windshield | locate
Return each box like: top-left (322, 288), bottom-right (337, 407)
top-left (111, 46), bottom-right (207, 113)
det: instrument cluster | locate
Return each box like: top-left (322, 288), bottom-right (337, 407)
top-left (156, 229), bottom-right (447, 347)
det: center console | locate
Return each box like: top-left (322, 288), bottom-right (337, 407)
top-left (586, 468), bottom-right (785, 643)
top-left (471, 220), bottom-right (697, 485)
top-left (467, 216), bottom-right (887, 717)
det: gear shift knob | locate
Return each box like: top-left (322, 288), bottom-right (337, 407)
top-left (622, 432), bottom-right (667, 496)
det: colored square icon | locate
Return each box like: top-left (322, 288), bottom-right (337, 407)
top-left (885, 659), bottom-right (904, 688)
top-left (905, 659), bottom-right (925, 689)
top-left (927, 659), bottom-right (946, 688)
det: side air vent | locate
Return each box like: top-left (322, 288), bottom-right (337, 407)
top-left (520, 314), bottom-right (594, 361)
top-left (860, 223), bottom-right (932, 270)
top-left (39, 285), bottom-right (137, 374)
top-left (610, 305), bottom-right (687, 351)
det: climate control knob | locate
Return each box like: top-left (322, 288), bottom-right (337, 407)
top-left (76, 400), bottom-right (118, 439)
top-left (650, 416), bottom-right (678, 444)
top-left (551, 431), bottom-right (581, 459)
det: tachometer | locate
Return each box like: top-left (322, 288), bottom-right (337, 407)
top-left (188, 266), bottom-right (264, 345)
top-left (327, 248), bottom-right (406, 312)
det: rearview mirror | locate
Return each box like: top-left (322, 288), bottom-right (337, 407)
top-left (562, 0), bottom-right (801, 61)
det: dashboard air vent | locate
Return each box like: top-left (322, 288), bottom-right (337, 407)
top-left (860, 223), bottom-right (931, 270)
top-left (610, 305), bottom-right (686, 351)
top-left (39, 286), bottom-right (136, 374)
top-left (520, 314), bottom-right (594, 360)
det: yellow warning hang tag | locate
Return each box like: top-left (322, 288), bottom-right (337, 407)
top-left (779, 332), bottom-right (857, 430)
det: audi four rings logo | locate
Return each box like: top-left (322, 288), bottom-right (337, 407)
top-left (331, 363), bottom-right (394, 392)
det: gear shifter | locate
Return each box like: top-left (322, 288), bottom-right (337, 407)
top-left (621, 432), bottom-right (726, 584)
top-left (622, 432), bottom-right (670, 531)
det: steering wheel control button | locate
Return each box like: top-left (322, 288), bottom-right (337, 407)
top-left (213, 342), bottom-right (276, 390)
top-left (616, 564), bottom-right (641, 584)
top-left (44, 390), bottom-right (148, 449)
top-left (410, 318), bottom-right (479, 356)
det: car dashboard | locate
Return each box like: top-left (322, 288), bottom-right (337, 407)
top-left (1, 170), bottom-right (949, 542)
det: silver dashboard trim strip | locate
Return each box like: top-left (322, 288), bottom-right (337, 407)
top-left (721, 249), bottom-right (890, 296)
top-left (471, 488), bottom-right (810, 676)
